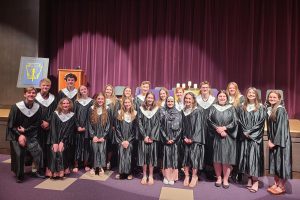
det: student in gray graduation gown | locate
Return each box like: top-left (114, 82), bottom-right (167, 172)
top-left (57, 73), bottom-right (78, 103)
top-left (160, 96), bottom-right (182, 185)
top-left (157, 87), bottom-right (169, 108)
top-left (207, 90), bottom-right (238, 189)
top-left (6, 87), bottom-right (44, 182)
top-left (73, 85), bottom-right (93, 172)
top-left (115, 97), bottom-right (137, 180)
top-left (47, 98), bottom-right (75, 178)
top-left (88, 92), bottom-right (110, 175)
top-left (137, 92), bottom-right (160, 185)
top-left (196, 81), bottom-right (216, 180)
top-left (226, 82), bottom-right (244, 107)
top-left (134, 81), bottom-right (151, 109)
top-left (237, 87), bottom-right (266, 193)
top-left (174, 87), bottom-right (185, 112)
top-left (182, 92), bottom-right (205, 188)
top-left (266, 90), bottom-right (292, 195)
top-left (35, 78), bottom-right (57, 174)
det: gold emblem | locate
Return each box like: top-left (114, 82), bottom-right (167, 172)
top-left (25, 63), bottom-right (43, 81)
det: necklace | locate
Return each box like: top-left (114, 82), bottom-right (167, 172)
top-left (201, 95), bottom-right (209, 102)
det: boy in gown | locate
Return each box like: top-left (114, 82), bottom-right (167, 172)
top-left (35, 78), bottom-right (57, 175)
top-left (134, 81), bottom-right (151, 109)
top-left (6, 87), bottom-right (45, 182)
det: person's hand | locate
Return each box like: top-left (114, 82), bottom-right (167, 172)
top-left (148, 138), bottom-right (153, 143)
top-left (144, 136), bottom-right (150, 143)
top-left (78, 127), bottom-right (85, 132)
top-left (41, 121), bottom-right (49, 129)
top-left (268, 140), bottom-right (275, 149)
top-left (93, 136), bottom-right (98, 143)
top-left (122, 141), bottom-right (129, 148)
top-left (99, 137), bottom-right (105, 143)
top-left (58, 142), bottom-right (64, 152)
top-left (18, 135), bottom-right (26, 147)
top-left (220, 131), bottom-right (227, 137)
top-left (17, 126), bottom-right (25, 133)
top-left (52, 144), bottom-right (58, 152)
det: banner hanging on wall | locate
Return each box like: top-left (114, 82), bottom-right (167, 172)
top-left (17, 56), bottom-right (49, 88)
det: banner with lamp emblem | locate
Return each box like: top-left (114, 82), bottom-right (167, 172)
top-left (17, 56), bottom-right (49, 88)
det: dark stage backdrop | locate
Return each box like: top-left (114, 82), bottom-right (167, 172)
top-left (48, 0), bottom-right (300, 118)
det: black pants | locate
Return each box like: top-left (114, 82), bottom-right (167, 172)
top-left (10, 138), bottom-right (43, 178)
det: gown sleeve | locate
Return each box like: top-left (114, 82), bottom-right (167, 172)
top-left (273, 107), bottom-right (290, 148)
top-left (6, 105), bottom-right (20, 141)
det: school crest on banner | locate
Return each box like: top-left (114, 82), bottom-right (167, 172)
top-left (17, 56), bottom-right (49, 88)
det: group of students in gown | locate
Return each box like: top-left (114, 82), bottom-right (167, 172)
top-left (6, 74), bottom-right (292, 195)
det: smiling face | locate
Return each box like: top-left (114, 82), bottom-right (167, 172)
top-left (184, 93), bottom-right (194, 108)
top-left (268, 92), bottom-right (280, 106)
top-left (97, 94), bottom-right (105, 106)
top-left (159, 90), bottom-right (167, 101)
top-left (62, 99), bottom-right (71, 112)
top-left (141, 84), bottom-right (150, 95)
top-left (246, 89), bottom-right (256, 102)
top-left (228, 83), bottom-right (236, 96)
top-left (124, 99), bottom-right (132, 111)
top-left (40, 82), bottom-right (51, 94)
top-left (176, 88), bottom-right (184, 99)
top-left (217, 92), bottom-right (227, 105)
top-left (124, 88), bottom-right (132, 97)
top-left (166, 97), bottom-right (175, 109)
top-left (66, 77), bottom-right (76, 88)
top-left (200, 84), bottom-right (210, 95)
top-left (105, 86), bottom-right (113, 97)
top-left (146, 93), bottom-right (155, 106)
top-left (24, 89), bottom-right (36, 103)
top-left (79, 85), bottom-right (88, 97)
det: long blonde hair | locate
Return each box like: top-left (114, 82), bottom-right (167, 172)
top-left (77, 85), bottom-right (88, 100)
top-left (117, 97), bottom-right (136, 121)
top-left (226, 82), bottom-right (242, 107)
top-left (56, 98), bottom-right (73, 114)
top-left (90, 92), bottom-right (108, 127)
top-left (266, 90), bottom-right (282, 122)
top-left (157, 87), bottom-right (169, 107)
top-left (242, 87), bottom-right (260, 112)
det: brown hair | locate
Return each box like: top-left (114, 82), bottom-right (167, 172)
top-left (121, 86), bottom-right (132, 102)
top-left (267, 90), bottom-right (282, 122)
top-left (216, 90), bottom-right (229, 105)
top-left (90, 92), bottom-right (108, 127)
top-left (242, 87), bottom-right (260, 112)
top-left (117, 97), bottom-right (136, 121)
top-left (23, 87), bottom-right (37, 94)
top-left (141, 81), bottom-right (151, 87)
top-left (56, 98), bottom-right (73, 114)
top-left (199, 81), bottom-right (212, 95)
top-left (226, 82), bottom-right (242, 107)
top-left (142, 92), bottom-right (157, 111)
top-left (157, 87), bottom-right (169, 107)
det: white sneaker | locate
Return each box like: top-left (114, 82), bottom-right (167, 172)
top-left (163, 178), bottom-right (169, 185)
top-left (168, 180), bottom-right (175, 185)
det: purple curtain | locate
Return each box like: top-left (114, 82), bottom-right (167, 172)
top-left (49, 0), bottom-right (300, 118)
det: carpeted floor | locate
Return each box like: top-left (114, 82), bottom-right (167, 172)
top-left (0, 154), bottom-right (299, 200)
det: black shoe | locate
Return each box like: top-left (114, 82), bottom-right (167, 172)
top-left (222, 183), bottom-right (230, 189)
top-left (95, 167), bottom-right (99, 175)
top-left (215, 182), bottom-right (222, 187)
top-left (32, 171), bottom-right (46, 179)
top-left (16, 176), bottom-right (24, 183)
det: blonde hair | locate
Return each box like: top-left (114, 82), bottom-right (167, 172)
top-left (121, 86), bottom-right (132, 102)
top-left (90, 92), bottom-right (108, 127)
top-left (77, 85), bottom-right (88, 100)
top-left (199, 81), bottom-right (212, 95)
top-left (24, 87), bottom-right (37, 94)
top-left (141, 81), bottom-right (151, 87)
top-left (39, 78), bottom-right (51, 85)
top-left (226, 82), bottom-right (242, 107)
top-left (117, 97), bottom-right (136, 121)
top-left (184, 92), bottom-right (197, 110)
top-left (56, 98), bottom-right (73, 114)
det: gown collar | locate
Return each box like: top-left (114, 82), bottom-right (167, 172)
top-left (36, 92), bottom-right (55, 107)
top-left (55, 111), bottom-right (74, 122)
top-left (62, 88), bottom-right (78, 99)
top-left (196, 95), bottom-right (215, 109)
top-left (16, 101), bottom-right (40, 117)
top-left (183, 106), bottom-right (197, 116)
top-left (77, 97), bottom-right (93, 106)
top-left (139, 106), bottom-right (159, 119)
top-left (213, 104), bottom-right (232, 112)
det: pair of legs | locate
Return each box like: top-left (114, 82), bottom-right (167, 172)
top-left (163, 168), bottom-right (178, 184)
top-left (183, 166), bottom-right (198, 187)
top-left (214, 163), bottom-right (231, 188)
top-left (141, 164), bottom-right (154, 185)
top-left (246, 176), bottom-right (259, 192)
top-left (73, 160), bottom-right (90, 172)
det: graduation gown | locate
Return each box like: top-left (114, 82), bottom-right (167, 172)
top-left (134, 95), bottom-right (145, 111)
top-left (47, 111), bottom-right (75, 173)
top-left (6, 101), bottom-right (43, 178)
top-left (160, 107), bottom-right (182, 169)
top-left (267, 106), bottom-right (292, 179)
top-left (74, 98), bottom-right (94, 163)
top-left (57, 88), bottom-right (78, 103)
top-left (196, 95), bottom-right (216, 166)
top-left (35, 92), bottom-right (57, 167)
top-left (237, 104), bottom-right (266, 177)
top-left (181, 107), bottom-right (205, 170)
top-left (137, 106), bottom-right (160, 167)
top-left (106, 98), bottom-right (120, 146)
top-left (207, 104), bottom-right (238, 165)
top-left (115, 111), bottom-right (137, 174)
top-left (88, 106), bottom-right (110, 168)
